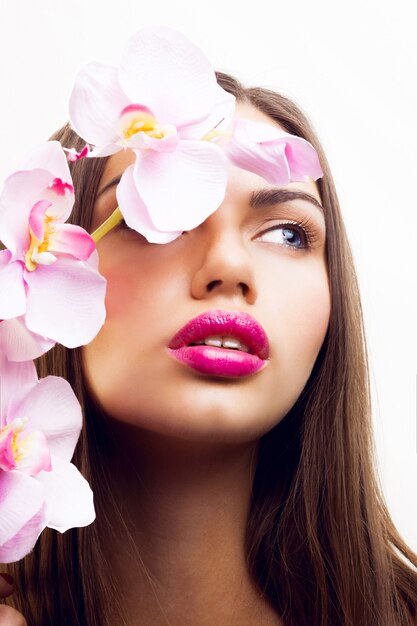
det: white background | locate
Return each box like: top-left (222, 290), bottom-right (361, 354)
top-left (0, 1), bottom-right (416, 551)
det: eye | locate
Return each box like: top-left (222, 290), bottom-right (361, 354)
top-left (113, 219), bottom-right (148, 241)
top-left (114, 219), bottom-right (139, 235)
top-left (115, 218), bottom-right (130, 231)
top-left (254, 221), bottom-right (312, 250)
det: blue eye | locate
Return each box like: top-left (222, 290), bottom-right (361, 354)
top-left (255, 223), bottom-right (307, 249)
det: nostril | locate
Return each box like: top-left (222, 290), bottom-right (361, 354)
top-left (206, 280), bottom-right (249, 296)
top-left (207, 280), bottom-right (221, 292)
top-left (239, 282), bottom-right (249, 297)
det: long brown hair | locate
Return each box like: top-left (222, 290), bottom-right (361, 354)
top-left (3, 73), bottom-right (417, 625)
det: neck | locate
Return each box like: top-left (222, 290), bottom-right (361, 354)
top-left (97, 420), bottom-right (282, 625)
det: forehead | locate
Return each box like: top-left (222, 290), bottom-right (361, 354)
top-left (235, 100), bottom-right (287, 131)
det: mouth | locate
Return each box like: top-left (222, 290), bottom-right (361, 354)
top-left (188, 335), bottom-right (251, 353)
top-left (167, 310), bottom-right (269, 378)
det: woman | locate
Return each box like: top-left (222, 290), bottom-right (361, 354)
top-left (1, 65), bottom-right (417, 625)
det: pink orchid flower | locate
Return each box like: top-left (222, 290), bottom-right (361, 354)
top-left (0, 318), bottom-right (55, 362)
top-left (0, 355), bottom-right (95, 563)
top-left (68, 26), bottom-right (234, 243)
top-left (0, 141), bottom-right (106, 354)
top-left (225, 118), bottom-right (323, 184)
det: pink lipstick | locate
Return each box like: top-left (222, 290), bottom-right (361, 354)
top-left (167, 310), bottom-right (269, 378)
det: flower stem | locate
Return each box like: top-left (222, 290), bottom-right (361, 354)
top-left (91, 207), bottom-right (123, 243)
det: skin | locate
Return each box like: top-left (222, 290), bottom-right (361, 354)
top-left (80, 102), bottom-right (331, 625)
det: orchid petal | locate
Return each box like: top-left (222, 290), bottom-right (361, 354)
top-left (116, 166), bottom-right (179, 244)
top-left (49, 223), bottom-right (96, 260)
top-left (0, 471), bottom-right (44, 546)
top-left (0, 431), bottom-right (16, 471)
top-left (65, 145), bottom-right (91, 162)
top-left (38, 180), bottom-right (74, 223)
top-left (69, 62), bottom-right (130, 146)
top-left (0, 317), bottom-right (55, 362)
top-left (0, 355), bottom-right (38, 425)
top-left (0, 253), bottom-right (26, 319)
top-left (133, 140), bottom-right (228, 233)
top-left (0, 504), bottom-right (46, 564)
top-left (226, 118), bottom-right (323, 184)
top-left (28, 200), bottom-right (52, 241)
top-left (119, 26), bottom-right (234, 129)
top-left (7, 375), bottom-right (82, 462)
top-left (22, 141), bottom-right (72, 186)
top-left (38, 457), bottom-right (95, 532)
top-left (24, 253), bottom-right (106, 348)
top-left (225, 119), bottom-right (291, 184)
top-left (284, 135), bottom-right (323, 181)
top-left (88, 143), bottom-right (122, 158)
top-left (177, 95), bottom-right (235, 141)
top-left (0, 169), bottom-right (52, 258)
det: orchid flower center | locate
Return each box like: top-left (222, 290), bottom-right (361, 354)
top-left (0, 418), bottom-right (28, 467)
top-left (0, 417), bottom-right (51, 475)
top-left (119, 104), bottom-right (175, 145)
top-left (25, 213), bottom-right (57, 272)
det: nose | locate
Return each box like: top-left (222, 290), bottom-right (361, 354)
top-left (189, 208), bottom-right (258, 305)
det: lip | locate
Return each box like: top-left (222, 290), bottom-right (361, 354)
top-left (167, 310), bottom-right (270, 378)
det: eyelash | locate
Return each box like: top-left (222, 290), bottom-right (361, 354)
top-left (114, 219), bottom-right (138, 234)
top-left (253, 216), bottom-right (319, 251)
top-left (115, 216), bottom-right (320, 250)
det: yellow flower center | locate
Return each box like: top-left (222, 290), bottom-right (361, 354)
top-left (118, 104), bottom-right (177, 146)
top-left (0, 418), bottom-right (27, 466)
top-left (25, 215), bottom-right (56, 272)
top-left (122, 110), bottom-right (164, 140)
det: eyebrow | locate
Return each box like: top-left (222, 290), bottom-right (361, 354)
top-left (96, 177), bottom-right (324, 216)
top-left (250, 188), bottom-right (324, 215)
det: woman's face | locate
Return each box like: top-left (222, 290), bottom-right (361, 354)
top-left (81, 102), bottom-right (331, 444)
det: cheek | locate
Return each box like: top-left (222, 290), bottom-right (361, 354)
top-left (293, 276), bottom-right (330, 353)
top-left (103, 264), bottom-right (137, 319)
top-left (85, 246), bottom-right (188, 376)
top-left (268, 258), bottom-right (330, 374)
top-left (98, 238), bottom-right (185, 322)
